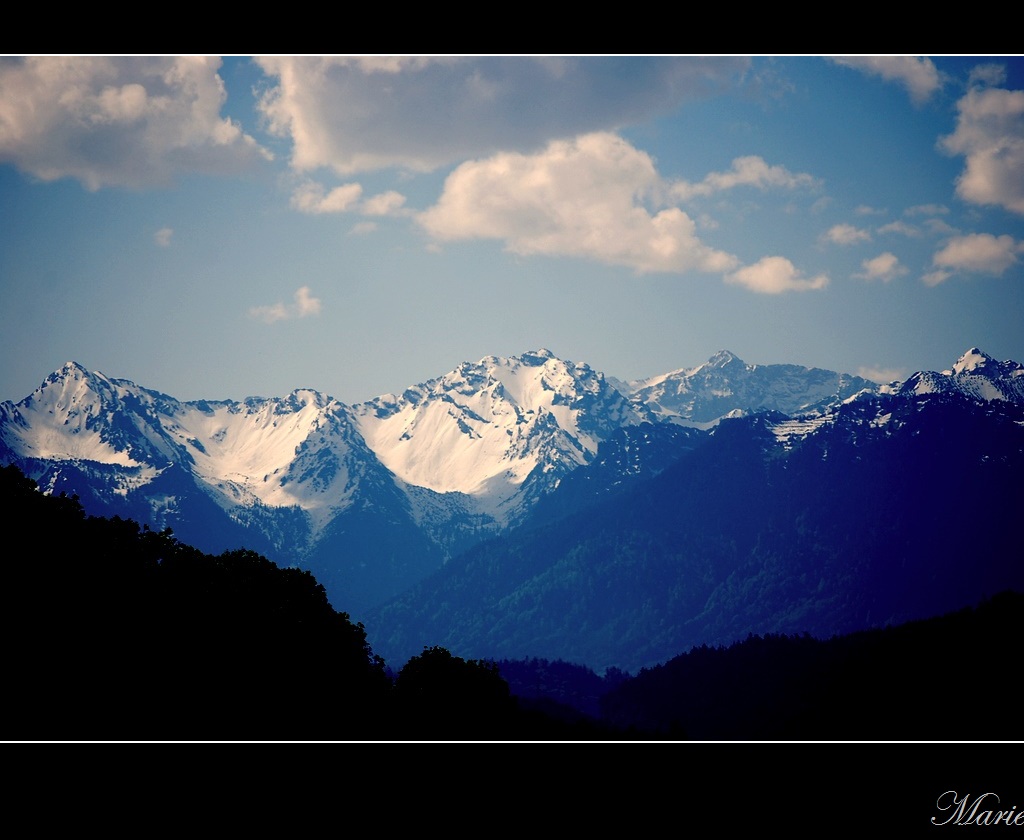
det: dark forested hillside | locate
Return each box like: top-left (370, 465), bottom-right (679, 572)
top-left (0, 464), bottom-right (637, 741)
top-left (2, 464), bottom-right (394, 740)
top-left (366, 393), bottom-right (1024, 674)
top-left (6, 461), bottom-right (1022, 742)
top-left (598, 590), bottom-right (1024, 741)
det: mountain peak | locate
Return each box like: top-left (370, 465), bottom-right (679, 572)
top-left (518, 349), bottom-right (557, 366)
top-left (706, 350), bottom-right (744, 369)
top-left (51, 361), bottom-right (93, 381)
top-left (951, 347), bottom-right (996, 376)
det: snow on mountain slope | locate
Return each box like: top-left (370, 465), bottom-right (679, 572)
top-left (1, 362), bottom-right (177, 492)
top-left (5, 346), bottom-right (1021, 536)
top-left (351, 349), bottom-right (651, 519)
top-left (622, 350), bottom-right (877, 426)
top-left (0, 363), bottom-right (387, 536)
top-left (890, 347), bottom-right (1024, 404)
top-left (161, 391), bottom-right (375, 531)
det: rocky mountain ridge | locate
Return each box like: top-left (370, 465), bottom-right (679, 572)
top-left (3, 346), bottom-right (1020, 619)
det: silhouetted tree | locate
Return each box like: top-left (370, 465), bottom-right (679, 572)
top-left (393, 646), bottom-right (518, 739)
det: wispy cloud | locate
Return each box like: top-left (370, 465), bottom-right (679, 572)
top-left (418, 132), bottom-right (739, 275)
top-left (855, 252), bottom-right (908, 282)
top-left (154, 227), bottom-right (173, 247)
top-left (289, 181), bottom-right (409, 217)
top-left (0, 57), bottom-right (270, 190)
top-left (725, 256), bottom-right (829, 294)
top-left (877, 220), bottom-right (921, 237)
top-left (670, 155), bottom-right (820, 201)
top-left (248, 286), bottom-right (322, 323)
top-left (968, 63), bottom-right (1007, 88)
top-left (829, 56), bottom-right (943, 104)
top-left (254, 56), bottom-right (749, 175)
top-left (360, 190), bottom-right (408, 216)
top-left (905, 204), bottom-right (949, 216)
top-left (821, 223), bottom-right (871, 246)
top-left (939, 85), bottom-right (1024, 215)
top-left (290, 181), bottom-right (363, 214)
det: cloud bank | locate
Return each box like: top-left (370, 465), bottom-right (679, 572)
top-left (0, 56), bottom-right (270, 189)
top-left (254, 56), bottom-right (749, 175)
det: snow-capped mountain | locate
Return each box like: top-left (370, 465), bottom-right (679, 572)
top-left (4, 345), bottom-right (1020, 619)
top-left (351, 349), bottom-right (652, 525)
top-left (618, 349), bottom-right (877, 426)
top-left (888, 347), bottom-right (1024, 404)
top-left (366, 352), bottom-right (1024, 674)
top-left (0, 362), bottom-right (382, 536)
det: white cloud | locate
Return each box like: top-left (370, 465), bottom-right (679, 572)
top-left (154, 227), bottom-right (173, 247)
top-left (858, 365), bottom-right (905, 384)
top-left (928, 233), bottom-right (1020, 282)
top-left (725, 256), bottom-right (829, 294)
top-left (822, 223), bottom-right (871, 245)
top-left (290, 181), bottom-right (363, 214)
top-left (349, 221), bottom-right (378, 236)
top-left (254, 55), bottom-right (749, 175)
top-left (855, 205), bottom-right (886, 216)
top-left (248, 286), bottom-right (322, 323)
top-left (670, 155), bottom-right (820, 201)
top-left (289, 180), bottom-right (409, 218)
top-left (418, 132), bottom-right (738, 275)
top-left (877, 220), bottom-right (921, 237)
top-left (0, 56), bottom-right (270, 190)
top-left (855, 252), bottom-right (908, 282)
top-left (361, 190), bottom-right (408, 216)
top-left (939, 86), bottom-right (1024, 215)
top-left (829, 56), bottom-right (943, 104)
top-left (968, 63), bottom-right (1007, 88)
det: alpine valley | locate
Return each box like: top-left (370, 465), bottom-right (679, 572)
top-left (3, 347), bottom-right (1022, 674)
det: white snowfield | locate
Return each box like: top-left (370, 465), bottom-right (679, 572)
top-left (351, 349), bottom-right (648, 506)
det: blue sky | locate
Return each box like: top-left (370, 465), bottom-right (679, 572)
top-left (2, 56), bottom-right (1023, 404)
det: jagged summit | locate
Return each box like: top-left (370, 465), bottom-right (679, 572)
top-left (624, 351), bottom-right (877, 426)
top-left (351, 348), bottom-right (651, 515)
top-left (947, 347), bottom-right (1023, 380)
top-left (899, 347), bottom-right (1024, 403)
top-left (518, 348), bottom-right (556, 365)
top-left (951, 347), bottom-right (996, 375)
top-left (703, 349), bottom-right (744, 369)
top-left (4, 345), bottom-right (1022, 619)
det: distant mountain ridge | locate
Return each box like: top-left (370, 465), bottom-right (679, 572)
top-left (615, 349), bottom-right (878, 426)
top-left (365, 360), bottom-right (1024, 673)
top-left (3, 346), bottom-right (1021, 624)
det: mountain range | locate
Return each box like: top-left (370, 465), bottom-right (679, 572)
top-left (3, 346), bottom-right (1022, 672)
